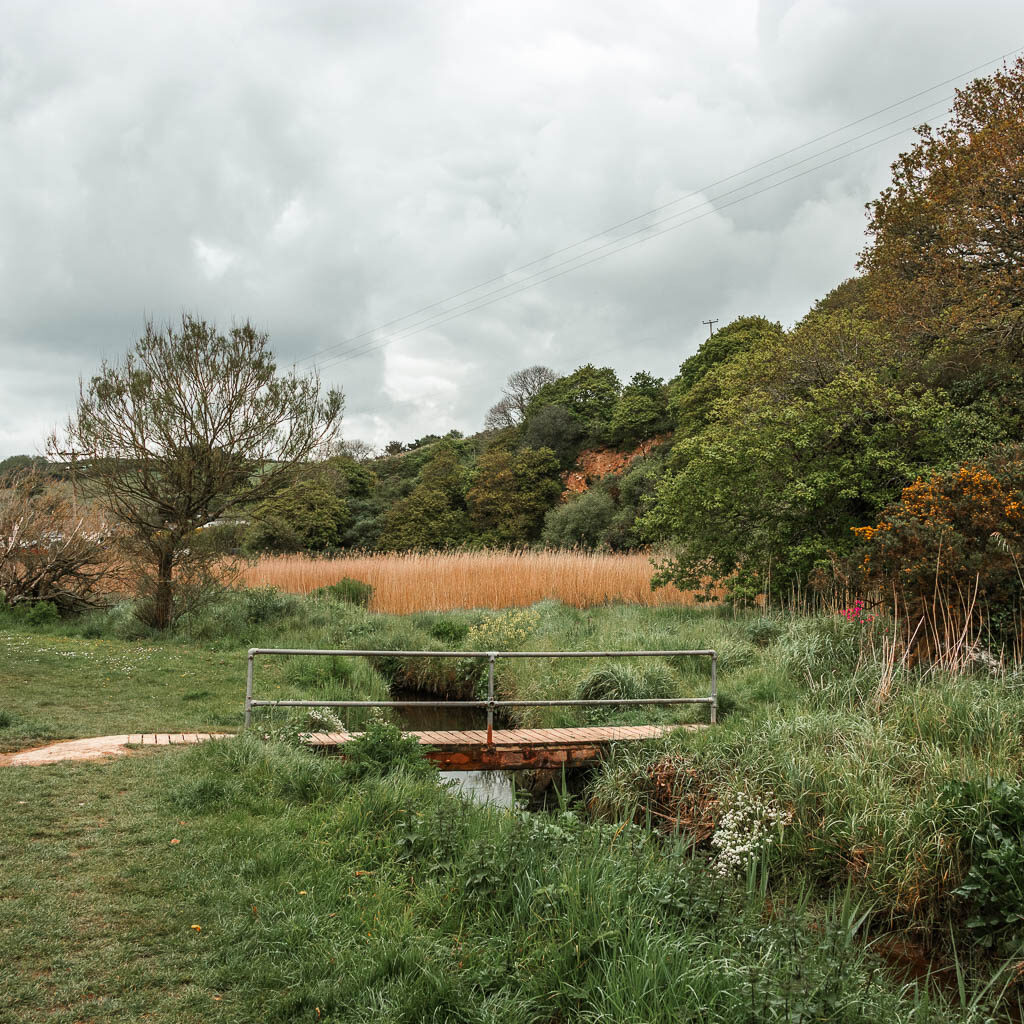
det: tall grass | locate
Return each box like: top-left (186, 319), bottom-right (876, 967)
top-left (241, 549), bottom-right (711, 613)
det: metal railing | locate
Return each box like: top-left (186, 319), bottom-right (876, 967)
top-left (245, 648), bottom-right (717, 744)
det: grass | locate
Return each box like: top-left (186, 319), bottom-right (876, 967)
top-left (0, 631), bottom-right (245, 751)
top-left (2, 591), bottom-right (1023, 1019)
top-left (0, 737), bottom-right (983, 1023)
top-left (240, 549), bottom-right (711, 612)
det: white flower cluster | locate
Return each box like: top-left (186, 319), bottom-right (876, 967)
top-left (710, 791), bottom-right (789, 879)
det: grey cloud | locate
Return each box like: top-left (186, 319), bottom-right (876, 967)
top-left (3, 0), bottom-right (1023, 456)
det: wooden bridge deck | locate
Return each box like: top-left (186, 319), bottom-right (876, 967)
top-left (304, 724), bottom-right (706, 771)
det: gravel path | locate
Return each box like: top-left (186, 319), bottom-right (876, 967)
top-left (0, 733), bottom-right (231, 766)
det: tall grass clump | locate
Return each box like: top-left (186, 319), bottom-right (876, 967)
top-left (151, 737), bottom-right (979, 1023)
top-left (590, 660), bottom-right (1024, 949)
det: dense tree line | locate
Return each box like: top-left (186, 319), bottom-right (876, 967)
top-left (4, 60), bottom-right (1022, 641)
top-left (246, 61), bottom-right (1024, 632)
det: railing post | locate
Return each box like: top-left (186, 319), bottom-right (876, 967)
top-left (486, 653), bottom-right (496, 746)
top-left (244, 650), bottom-right (255, 729)
top-left (710, 652), bottom-right (718, 725)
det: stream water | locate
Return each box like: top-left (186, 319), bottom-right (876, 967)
top-left (387, 690), bottom-right (517, 808)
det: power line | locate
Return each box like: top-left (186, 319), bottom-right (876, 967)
top-left (312, 116), bottom-right (945, 372)
top-left (297, 44), bottom-right (1022, 370)
top-left (314, 96), bottom-right (951, 369)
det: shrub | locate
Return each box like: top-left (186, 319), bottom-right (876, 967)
top-left (0, 468), bottom-right (113, 614)
top-left (429, 616), bottom-right (469, 645)
top-left (315, 577), bottom-right (374, 608)
top-left (243, 586), bottom-right (294, 623)
top-left (106, 601), bottom-right (158, 641)
top-left (335, 718), bottom-right (438, 780)
top-left (464, 607), bottom-right (541, 651)
top-left (541, 489), bottom-right (616, 550)
top-left (946, 778), bottom-right (1024, 950)
top-left (853, 447), bottom-right (1024, 655)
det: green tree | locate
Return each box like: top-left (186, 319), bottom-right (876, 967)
top-left (645, 372), bottom-right (958, 601)
top-left (859, 59), bottom-right (1024, 439)
top-left (466, 446), bottom-right (562, 545)
top-left (525, 364), bottom-right (621, 444)
top-left (853, 447), bottom-right (1024, 653)
top-left (0, 455), bottom-right (59, 483)
top-left (484, 365), bottom-right (561, 430)
top-left (49, 316), bottom-right (343, 627)
top-left (609, 372), bottom-right (670, 447)
top-left (248, 476), bottom-right (350, 552)
top-left (377, 441), bottom-right (470, 550)
top-left (521, 405), bottom-right (587, 468)
top-left (668, 316), bottom-right (783, 437)
top-left (541, 488), bottom-right (616, 549)
top-left (861, 58), bottom-right (1024, 345)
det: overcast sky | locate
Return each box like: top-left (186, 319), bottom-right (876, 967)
top-left (2, 0), bottom-right (1023, 459)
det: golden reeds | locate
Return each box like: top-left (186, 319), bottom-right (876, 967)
top-left (240, 550), bottom-right (705, 614)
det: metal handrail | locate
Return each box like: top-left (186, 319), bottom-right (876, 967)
top-left (244, 647), bottom-right (718, 743)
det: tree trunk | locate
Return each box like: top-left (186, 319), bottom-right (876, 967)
top-left (152, 545), bottom-right (174, 630)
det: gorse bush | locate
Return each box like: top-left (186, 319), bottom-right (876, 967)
top-left (854, 448), bottom-right (1024, 655)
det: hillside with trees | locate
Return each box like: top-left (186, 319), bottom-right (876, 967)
top-left (3, 60), bottom-right (1022, 649)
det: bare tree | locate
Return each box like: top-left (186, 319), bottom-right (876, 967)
top-left (484, 365), bottom-right (561, 430)
top-left (339, 438), bottom-right (377, 462)
top-left (49, 316), bottom-right (343, 628)
top-left (484, 395), bottom-right (517, 431)
top-left (0, 469), bottom-right (114, 613)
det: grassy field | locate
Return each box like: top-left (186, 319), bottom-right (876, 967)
top-left (241, 550), bottom-right (712, 612)
top-left (2, 591), bottom-right (1023, 1020)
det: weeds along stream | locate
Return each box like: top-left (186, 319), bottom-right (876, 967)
top-left (3, 591), bottom-right (1024, 1019)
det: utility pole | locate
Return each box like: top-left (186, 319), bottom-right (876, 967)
top-left (702, 318), bottom-right (718, 340)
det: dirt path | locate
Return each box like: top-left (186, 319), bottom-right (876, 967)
top-left (0, 732), bottom-right (231, 767)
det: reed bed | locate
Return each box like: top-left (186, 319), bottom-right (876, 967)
top-left (240, 550), bottom-right (705, 613)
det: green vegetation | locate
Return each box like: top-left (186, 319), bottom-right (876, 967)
top-left (7, 64), bottom-right (1024, 654)
top-left (3, 58), bottom-right (1024, 1024)
top-left (46, 315), bottom-right (343, 627)
top-left (4, 738), bottom-right (985, 1024)
top-left (3, 593), bottom-right (1024, 1018)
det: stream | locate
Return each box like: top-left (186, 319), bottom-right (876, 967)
top-left (388, 689), bottom-right (517, 807)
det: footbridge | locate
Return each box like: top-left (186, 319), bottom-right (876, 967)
top-left (244, 647), bottom-right (717, 771)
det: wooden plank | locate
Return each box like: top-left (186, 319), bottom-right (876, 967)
top-left (303, 723), bottom-right (705, 766)
top-left (515, 729), bottom-right (556, 744)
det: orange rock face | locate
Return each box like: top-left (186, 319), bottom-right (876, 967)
top-left (561, 436), bottom-right (667, 499)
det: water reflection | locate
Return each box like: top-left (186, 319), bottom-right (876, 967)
top-left (441, 769), bottom-right (517, 807)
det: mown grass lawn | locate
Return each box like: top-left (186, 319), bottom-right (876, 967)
top-left (1, 755), bottom-right (214, 1023)
top-left (0, 631), bottom-right (244, 751)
